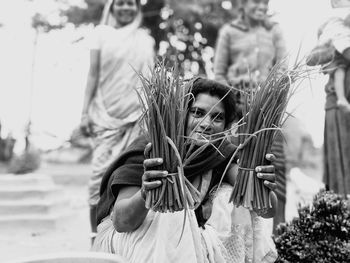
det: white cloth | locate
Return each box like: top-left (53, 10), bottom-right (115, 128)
top-left (319, 17), bottom-right (350, 54)
top-left (88, 121), bottom-right (140, 206)
top-left (88, 21), bottom-right (154, 120)
top-left (93, 184), bottom-right (278, 263)
top-left (94, 210), bottom-right (224, 263)
top-left (207, 184), bottom-right (277, 263)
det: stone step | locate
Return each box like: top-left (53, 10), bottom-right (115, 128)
top-left (0, 198), bottom-right (69, 216)
top-left (0, 172), bottom-right (79, 234)
top-left (38, 162), bottom-right (91, 186)
top-left (0, 185), bottom-right (62, 201)
top-left (0, 173), bottom-right (55, 187)
top-left (0, 211), bottom-right (75, 233)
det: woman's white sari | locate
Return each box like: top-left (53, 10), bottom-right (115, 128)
top-left (93, 184), bottom-right (277, 263)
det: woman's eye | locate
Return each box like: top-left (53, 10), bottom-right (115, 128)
top-left (213, 114), bottom-right (225, 122)
top-left (190, 109), bottom-right (204, 118)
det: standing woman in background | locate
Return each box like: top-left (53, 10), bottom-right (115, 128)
top-left (306, 9), bottom-right (350, 197)
top-left (213, 0), bottom-right (288, 233)
top-left (79, 0), bottom-right (155, 243)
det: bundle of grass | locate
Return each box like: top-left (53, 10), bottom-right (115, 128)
top-left (229, 63), bottom-right (308, 212)
top-left (136, 61), bottom-right (201, 212)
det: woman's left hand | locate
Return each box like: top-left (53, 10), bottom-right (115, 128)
top-left (254, 153), bottom-right (277, 191)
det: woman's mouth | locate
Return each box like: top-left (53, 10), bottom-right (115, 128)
top-left (117, 11), bottom-right (134, 20)
top-left (193, 131), bottom-right (212, 141)
top-left (254, 9), bottom-right (267, 18)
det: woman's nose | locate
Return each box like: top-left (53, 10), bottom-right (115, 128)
top-left (199, 116), bottom-right (213, 130)
top-left (119, 3), bottom-right (130, 9)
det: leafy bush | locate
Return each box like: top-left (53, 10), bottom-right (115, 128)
top-left (274, 189), bottom-right (350, 263)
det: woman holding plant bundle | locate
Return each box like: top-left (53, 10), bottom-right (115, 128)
top-left (92, 77), bottom-right (278, 262)
top-left (79, 0), bottom-right (155, 241)
top-left (213, 0), bottom-right (288, 233)
top-left (306, 13), bottom-right (350, 196)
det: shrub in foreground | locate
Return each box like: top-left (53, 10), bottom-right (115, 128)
top-left (274, 189), bottom-right (350, 263)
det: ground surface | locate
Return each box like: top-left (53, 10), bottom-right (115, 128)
top-left (0, 161), bottom-right (324, 262)
top-left (0, 162), bottom-right (91, 262)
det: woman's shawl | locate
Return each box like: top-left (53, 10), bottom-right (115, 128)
top-left (96, 135), bottom-right (237, 225)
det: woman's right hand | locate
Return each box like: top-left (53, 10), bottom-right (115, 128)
top-left (80, 115), bottom-right (93, 137)
top-left (141, 143), bottom-right (168, 199)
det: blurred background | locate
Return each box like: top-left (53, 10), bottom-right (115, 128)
top-left (0, 0), bottom-right (348, 261)
top-left (2, 0), bottom-right (348, 151)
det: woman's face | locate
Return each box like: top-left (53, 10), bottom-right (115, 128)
top-left (112, 0), bottom-right (138, 27)
top-left (186, 93), bottom-right (226, 144)
top-left (243, 0), bottom-right (269, 22)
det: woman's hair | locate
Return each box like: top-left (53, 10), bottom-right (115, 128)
top-left (190, 78), bottom-right (238, 127)
top-left (110, 0), bottom-right (141, 14)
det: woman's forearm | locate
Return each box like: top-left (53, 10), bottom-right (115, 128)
top-left (306, 44), bottom-right (334, 66)
top-left (82, 73), bottom-right (99, 117)
top-left (334, 67), bottom-right (347, 103)
top-left (112, 187), bottom-right (149, 232)
top-left (82, 50), bottom-right (100, 117)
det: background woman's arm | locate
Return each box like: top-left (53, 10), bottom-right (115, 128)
top-left (272, 24), bottom-right (288, 71)
top-left (80, 49), bottom-right (100, 136)
top-left (214, 25), bottom-right (231, 84)
top-left (334, 67), bottom-right (350, 110)
top-left (306, 43), bottom-right (335, 66)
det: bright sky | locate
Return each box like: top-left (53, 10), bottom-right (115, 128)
top-left (1, 0), bottom-right (349, 150)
